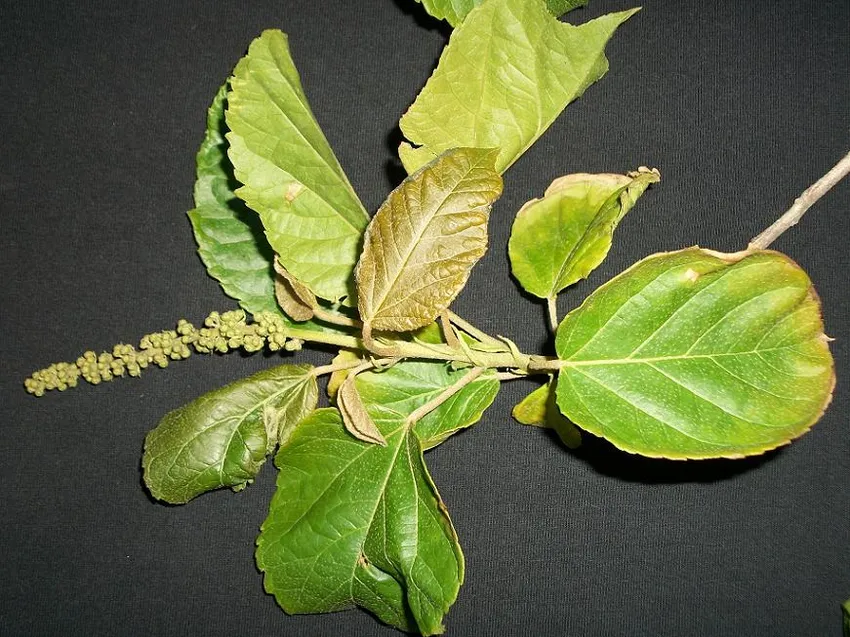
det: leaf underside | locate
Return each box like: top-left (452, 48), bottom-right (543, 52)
top-left (513, 381), bottom-right (582, 448)
top-left (187, 84), bottom-right (282, 317)
top-left (257, 361), bottom-right (499, 634)
top-left (356, 147), bottom-right (502, 333)
top-left (143, 364), bottom-right (317, 504)
top-left (412, 0), bottom-right (588, 28)
top-left (508, 169), bottom-right (659, 299)
top-left (399, 0), bottom-right (638, 174)
top-left (226, 29), bottom-right (370, 303)
top-left (555, 248), bottom-right (834, 459)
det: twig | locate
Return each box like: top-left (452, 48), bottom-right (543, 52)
top-left (312, 357), bottom-right (397, 377)
top-left (749, 150), bottom-right (850, 250)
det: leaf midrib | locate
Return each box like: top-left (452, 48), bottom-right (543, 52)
top-left (562, 342), bottom-right (815, 367)
top-left (366, 153), bottom-right (490, 319)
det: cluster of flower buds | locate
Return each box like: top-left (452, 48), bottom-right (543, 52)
top-left (25, 310), bottom-right (302, 396)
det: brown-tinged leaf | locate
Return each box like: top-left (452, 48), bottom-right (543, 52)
top-left (273, 257), bottom-right (317, 321)
top-left (338, 373), bottom-right (387, 446)
top-left (356, 147), bottom-right (502, 333)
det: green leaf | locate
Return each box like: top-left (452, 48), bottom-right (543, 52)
top-left (356, 360), bottom-right (500, 450)
top-left (513, 381), bottom-right (582, 448)
top-left (356, 147), bottom-right (502, 333)
top-left (187, 84), bottom-right (281, 316)
top-left (256, 360), bottom-right (498, 633)
top-left (143, 364), bottom-right (318, 503)
top-left (412, 0), bottom-right (587, 27)
top-left (554, 248), bottom-right (835, 459)
top-left (509, 168), bottom-right (660, 299)
top-left (226, 30), bottom-right (370, 303)
top-left (258, 408), bottom-right (455, 634)
top-left (399, 0), bottom-right (639, 174)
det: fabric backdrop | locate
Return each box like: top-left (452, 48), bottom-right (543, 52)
top-left (1, 0), bottom-right (848, 635)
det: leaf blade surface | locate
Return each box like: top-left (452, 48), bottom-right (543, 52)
top-left (509, 169), bottom-right (659, 298)
top-left (226, 29), bottom-right (369, 303)
top-left (399, 0), bottom-right (638, 174)
top-left (356, 147), bottom-right (502, 333)
top-left (412, 0), bottom-right (587, 27)
top-left (257, 360), bottom-right (498, 632)
top-left (554, 248), bottom-right (834, 459)
top-left (143, 364), bottom-right (318, 503)
top-left (187, 84), bottom-right (282, 316)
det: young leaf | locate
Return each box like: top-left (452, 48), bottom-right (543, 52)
top-left (256, 361), bottom-right (497, 631)
top-left (226, 30), bottom-right (370, 303)
top-left (554, 248), bottom-right (835, 459)
top-left (399, 0), bottom-right (639, 174)
top-left (257, 408), bottom-right (461, 635)
top-left (143, 364), bottom-right (317, 503)
top-left (273, 257), bottom-right (316, 322)
top-left (509, 168), bottom-right (659, 299)
top-left (356, 147), bottom-right (502, 333)
top-left (412, 0), bottom-right (587, 28)
top-left (513, 381), bottom-right (582, 448)
top-left (338, 373), bottom-right (388, 446)
top-left (327, 349), bottom-right (362, 400)
top-left (187, 84), bottom-right (281, 316)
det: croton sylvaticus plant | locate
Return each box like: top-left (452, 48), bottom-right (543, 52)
top-left (24, 0), bottom-right (848, 634)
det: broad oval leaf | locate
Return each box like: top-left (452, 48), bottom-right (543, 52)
top-left (555, 248), bottom-right (834, 459)
top-left (143, 364), bottom-right (318, 503)
top-left (513, 381), bottom-right (581, 448)
top-left (399, 0), bottom-right (639, 174)
top-left (509, 168), bottom-right (659, 299)
top-left (187, 84), bottom-right (282, 316)
top-left (356, 147), bottom-right (502, 333)
top-left (412, 0), bottom-right (587, 28)
top-left (226, 30), bottom-right (370, 303)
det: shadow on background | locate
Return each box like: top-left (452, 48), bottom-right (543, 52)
top-left (542, 426), bottom-right (782, 484)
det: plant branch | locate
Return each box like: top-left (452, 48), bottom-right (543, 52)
top-left (749, 150), bottom-right (850, 250)
top-left (312, 357), bottom-right (397, 377)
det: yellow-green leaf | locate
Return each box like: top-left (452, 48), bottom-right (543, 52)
top-left (509, 168), bottom-right (659, 299)
top-left (356, 148), bottom-right (502, 333)
top-left (226, 30), bottom-right (370, 303)
top-left (513, 381), bottom-right (582, 448)
top-left (411, 0), bottom-right (587, 27)
top-left (399, 0), bottom-right (639, 174)
top-left (555, 248), bottom-right (835, 459)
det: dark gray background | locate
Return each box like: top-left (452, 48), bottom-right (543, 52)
top-left (1, 1), bottom-right (848, 635)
